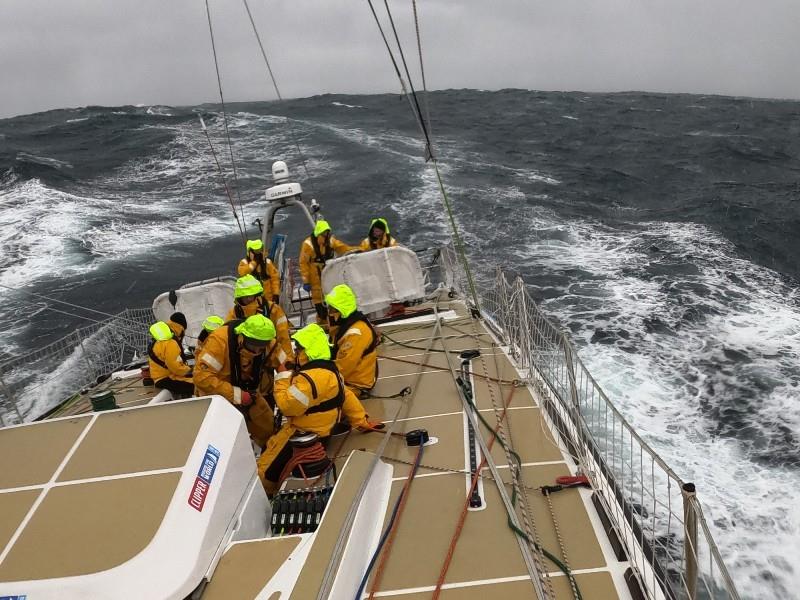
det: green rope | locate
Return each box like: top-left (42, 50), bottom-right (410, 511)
top-left (431, 160), bottom-right (482, 313)
top-left (461, 378), bottom-right (584, 600)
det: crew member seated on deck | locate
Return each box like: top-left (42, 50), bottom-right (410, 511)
top-left (148, 312), bottom-right (193, 399)
top-left (257, 323), bottom-right (382, 495)
top-left (194, 315), bottom-right (224, 359)
top-left (238, 238), bottom-right (281, 303)
top-left (299, 220), bottom-right (356, 323)
top-left (194, 314), bottom-right (281, 447)
top-left (226, 275), bottom-right (293, 365)
top-left (325, 284), bottom-right (379, 398)
top-left (359, 217), bottom-right (398, 251)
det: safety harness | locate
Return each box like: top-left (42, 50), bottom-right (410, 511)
top-left (332, 311), bottom-right (380, 358)
top-left (250, 254), bottom-right (273, 283)
top-left (293, 360), bottom-right (346, 415)
top-left (310, 234), bottom-right (334, 269)
top-left (147, 337), bottom-right (185, 372)
top-left (226, 319), bottom-right (269, 390)
top-left (233, 297), bottom-right (280, 323)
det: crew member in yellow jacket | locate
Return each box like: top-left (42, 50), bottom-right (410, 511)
top-left (194, 314), bottom-right (281, 447)
top-left (298, 220), bottom-right (355, 322)
top-left (194, 315), bottom-right (224, 360)
top-left (226, 275), bottom-right (293, 365)
top-left (148, 312), bottom-right (193, 398)
top-left (257, 323), bottom-right (381, 495)
top-left (237, 239), bottom-right (281, 303)
top-left (325, 284), bottom-right (379, 397)
top-left (359, 217), bottom-right (399, 251)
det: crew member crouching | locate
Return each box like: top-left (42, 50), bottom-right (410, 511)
top-left (325, 284), bottom-right (379, 397)
top-left (148, 312), bottom-right (193, 399)
top-left (257, 323), bottom-right (381, 495)
top-left (226, 274), bottom-right (294, 365)
top-left (194, 314), bottom-right (281, 447)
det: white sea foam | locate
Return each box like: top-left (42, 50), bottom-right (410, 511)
top-left (332, 101), bottom-right (365, 109)
top-left (504, 209), bottom-right (800, 597)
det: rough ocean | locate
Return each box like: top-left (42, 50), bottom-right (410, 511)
top-left (1, 89), bottom-right (798, 598)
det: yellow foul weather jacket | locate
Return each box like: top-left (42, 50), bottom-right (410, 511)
top-left (148, 321), bottom-right (192, 384)
top-left (194, 322), bottom-right (283, 446)
top-left (238, 255), bottom-right (281, 299)
top-left (257, 360), bottom-right (369, 486)
top-left (332, 314), bottom-right (379, 393)
top-left (298, 235), bottom-right (355, 304)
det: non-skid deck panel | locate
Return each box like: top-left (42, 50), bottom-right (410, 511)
top-left (0, 471), bottom-right (180, 582)
top-left (380, 570), bottom-right (619, 599)
top-left (0, 416), bottom-right (91, 489)
top-left (482, 406), bottom-right (564, 467)
top-left (202, 536), bottom-right (301, 600)
top-left (496, 464), bottom-right (607, 572)
top-left (369, 473), bottom-right (529, 592)
top-left (331, 413), bottom-right (466, 478)
top-left (289, 450), bottom-right (374, 600)
top-left (0, 489), bottom-right (41, 552)
top-left (58, 398), bottom-right (211, 481)
top-left (370, 370), bottom-right (463, 419)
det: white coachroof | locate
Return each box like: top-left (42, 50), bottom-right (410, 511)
top-left (0, 396), bottom-right (267, 600)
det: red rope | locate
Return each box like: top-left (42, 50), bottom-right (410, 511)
top-left (277, 441), bottom-right (330, 486)
top-left (432, 384), bottom-right (517, 598)
top-left (367, 442), bottom-right (425, 599)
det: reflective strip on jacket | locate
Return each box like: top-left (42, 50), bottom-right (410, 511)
top-left (334, 320), bottom-right (378, 391)
top-left (298, 235), bottom-right (354, 304)
top-left (193, 325), bottom-right (282, 405)
top-left (272, 366), bottom-right (369, 434)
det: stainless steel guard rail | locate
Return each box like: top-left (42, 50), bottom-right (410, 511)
top-left (433, 244), bottom-right (740, 600)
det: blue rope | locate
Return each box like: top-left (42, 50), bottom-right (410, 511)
top-left (353, 442), bottom-right (425, 599)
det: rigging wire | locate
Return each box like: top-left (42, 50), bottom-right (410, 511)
top-left (241, 0), bottom-right (315, 190)
top-left (411, 0), bottom-right (432, 141)
top-left (204, 0), bottom-right (248, 238)
top-left (366, 0), bottom-right (481, 312)
top-left (199, 115), bottom-right (248, 245)
top-left (365, 0), bottom-right (429, 156)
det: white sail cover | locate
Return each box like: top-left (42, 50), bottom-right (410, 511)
top-left (321, 247), bottom-right (425, 314)
top-left (152, 280), bottom-right (235, 346)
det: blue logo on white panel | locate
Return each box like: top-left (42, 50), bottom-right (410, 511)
top-left (197, 445), bottom-right (220, 484)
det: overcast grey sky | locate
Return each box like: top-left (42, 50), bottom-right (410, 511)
top-left (2, 0), bottom-right (800, 119)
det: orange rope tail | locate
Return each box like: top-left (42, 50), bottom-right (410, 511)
top-left (366, 442), bottom-right (425, 599)
top-left (277, 442), bottom-right (330, 486)
top-left (432, 384), bottom-right (517, 599)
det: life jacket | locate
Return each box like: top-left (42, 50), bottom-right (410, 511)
top-left (250, 254), bottom-right (272, 282)
top-left (233, 297), bottom-right (280, 322)
top-left (332, 311), bottom-right (379, 358)
top-left (294, 359), bottom-right (345, 415)
top-left (225, 319), bottom-right (275, 390)
top-left (310, 235), bottom-right (334, 267)
top-left (147, 337), bottom-right (184, 371)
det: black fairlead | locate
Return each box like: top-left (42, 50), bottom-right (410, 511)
top-left (405, 429), bottom-right (429, 446)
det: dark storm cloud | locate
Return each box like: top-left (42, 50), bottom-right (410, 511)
top-left (2, 0), bottom-right (799, 118)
